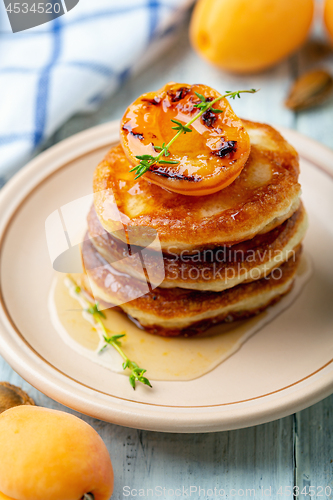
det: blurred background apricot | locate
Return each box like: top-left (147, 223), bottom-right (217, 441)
top-left (324, 0), bottom-right (333, 43)
top-left (190, 0), bottom-right (315, 74)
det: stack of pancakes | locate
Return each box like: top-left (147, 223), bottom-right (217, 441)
top-left (81, 120), bottom-right (307, 337)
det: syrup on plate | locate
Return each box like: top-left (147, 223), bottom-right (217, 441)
top-left (48, 254), bottom-right (312, 382)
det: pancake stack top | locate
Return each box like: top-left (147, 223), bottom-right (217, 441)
top-left (81, 83), bottom-right (308, 337)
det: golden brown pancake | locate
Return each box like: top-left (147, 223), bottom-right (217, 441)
top-left (93, 120), bottom-right (301, 253)
top-left (87, 202), bottom-right (307, 291)
top-left (80, 237), bottom-right (302, 337)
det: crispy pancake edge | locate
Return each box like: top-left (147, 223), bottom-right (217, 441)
top-left (87, 203), bottom-right (307, 291)
top-left (80, 239), bottom-right (301, 337)
top-left (93, 120), bottom-right (301, 252)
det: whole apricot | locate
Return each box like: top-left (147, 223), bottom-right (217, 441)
top-left (324, 0), bottom-right (333, 44)
top-left (190, 0), bottom-right (315, 73)
top-left (0, 406), bottom-right (114, 500)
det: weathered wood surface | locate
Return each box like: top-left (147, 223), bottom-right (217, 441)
top-left (1, 17), bottom-right (333, 500)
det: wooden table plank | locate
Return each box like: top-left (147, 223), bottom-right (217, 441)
top-left (295, 397), bottom-right (333, 498)
top-left (290, 24), bottom-right (333, 499)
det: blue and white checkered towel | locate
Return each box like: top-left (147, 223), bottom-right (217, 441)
top-left (0, 0), bottom-right (194, 182)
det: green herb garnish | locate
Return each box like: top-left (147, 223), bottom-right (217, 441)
top-left (67, 276), bottom-right (152, 390)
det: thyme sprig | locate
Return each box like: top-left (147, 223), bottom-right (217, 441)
top-left (129, 88), bottom-right (258, 179)
top-left (99, 333), bottom-right (152, 390)
top-left (67, 277), bottom-right (152, 390)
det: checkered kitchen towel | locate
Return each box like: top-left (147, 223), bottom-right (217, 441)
top-left (0, 0), bottom-right (194, 183)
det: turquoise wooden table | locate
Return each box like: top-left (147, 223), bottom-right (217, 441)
top-left (1, 23), bottom-right (333, 500)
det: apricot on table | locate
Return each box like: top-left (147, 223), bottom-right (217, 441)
top-left (121, 82), bottom-right (251, 196)
top-left (190, 0), bottom-right (315, 73)
top-left (0, 406), bottom-right (114, 500)
top-left (324, 0), bottom-right (333, 44)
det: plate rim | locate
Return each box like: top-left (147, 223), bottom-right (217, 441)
top-left (0, 121), bottom-right (333, 432)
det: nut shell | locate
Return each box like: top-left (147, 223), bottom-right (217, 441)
top-left (0, 382), bottom-right (35, 414)
top-left (286, 69), bottom-right (333, 111)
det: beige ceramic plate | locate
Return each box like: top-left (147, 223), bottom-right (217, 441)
top-left (0, 122), bottom-right (333, 433)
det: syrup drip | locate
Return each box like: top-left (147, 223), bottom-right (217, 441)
top-left (49, 254), bottom-right (312, 382)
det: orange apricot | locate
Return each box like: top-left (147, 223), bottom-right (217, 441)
top-left (190, 0), bottom-right (315, 73)
top-left (120, 82), bottom-right (251, 196)
top-left (324, 0), bottom-right (333, 44)
top-left (0, 406), bottom-right (114, 500)
top-left (0, 492), bottom-right (14, 500)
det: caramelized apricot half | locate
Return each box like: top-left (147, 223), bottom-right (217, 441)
top-left (120, 82), bottom-right (251, 196)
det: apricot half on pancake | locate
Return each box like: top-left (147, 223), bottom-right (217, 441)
top-left (120, 82), bottom-right (251, 196)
